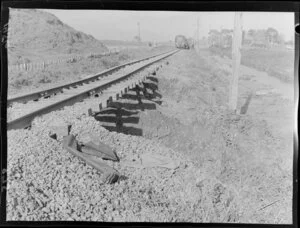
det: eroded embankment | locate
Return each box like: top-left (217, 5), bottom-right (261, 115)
top-left (102, 50), bottom-right (293, 223)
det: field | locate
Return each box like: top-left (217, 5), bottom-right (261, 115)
top-left (209, 46), bottom-right (294, 83)
top-left (8, 45), bottom-right (173, 96)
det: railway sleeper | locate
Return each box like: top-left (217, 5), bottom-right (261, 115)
top-left (62, 134), bottom-right (120, 184)
top-left (106, 96), bottom-right (113, 108)
top-left (88, 108), bottom-right (94, 116)
top-left (88, 90), bottom-right (96, 96)
top-left (47, 92), bottom-right (59, 98)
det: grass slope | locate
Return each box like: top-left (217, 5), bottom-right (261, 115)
top-left (209, 46), bottom-right (294, 83)
top-left (7, 8), bottom-right (108, 65)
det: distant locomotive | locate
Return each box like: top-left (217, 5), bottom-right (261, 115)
top-left (175, 35), bottom-right (190, 49)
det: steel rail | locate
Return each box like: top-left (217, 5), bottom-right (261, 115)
top-left (7, 50), bottom-right (175, 105)
top-left (7, 50), bottom-right (179, 130)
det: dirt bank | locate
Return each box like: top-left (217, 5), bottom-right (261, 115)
top-left (158, 50), bottom-right (294, 223)
top-left (101, 49), bottom-right (294, 223)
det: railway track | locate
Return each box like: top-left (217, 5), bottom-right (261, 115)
top-left (7, 50), bottom-right (176, 105)
top-left (7, 49), bottom-right (179, 130)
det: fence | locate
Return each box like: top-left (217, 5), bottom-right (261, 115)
top-left (8, 49), bottom-right (120, 73)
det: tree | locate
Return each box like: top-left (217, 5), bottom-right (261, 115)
top-left (242, 30), bottom-right (246, 44)
top-left (266, 27), bottom-right (279, 45)
top-left (220, 29), bottom-right (232, 48)
top-left (208, 29), bottom-right (221, 47)
top-left (246, 29), bottom-right (256, 45)
top-left (247, 29), bottom-right (255, 37)
top-left (278, 33), bottom-right (285, 45)
top-left (134, 35), bottom-right (141, 42)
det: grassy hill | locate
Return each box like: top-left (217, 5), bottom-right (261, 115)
top-left (6, 9), bottom-right (174, 96)
top-left (7, 8), bottom-right (108, 65)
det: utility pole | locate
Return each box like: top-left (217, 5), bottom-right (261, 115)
top-left (197, 17), bottom-right (199, 48)
top-left (137, 22), bottom-right (141, 42)
top-left (229, 12), bottom-right (243, 112)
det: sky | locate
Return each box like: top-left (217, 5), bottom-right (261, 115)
top-left (42, 9), bottom-right (295, 42)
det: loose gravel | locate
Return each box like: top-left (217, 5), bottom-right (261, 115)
top-left (7, 92), bottom-right (239, 222)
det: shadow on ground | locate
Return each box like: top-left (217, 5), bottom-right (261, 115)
top-left (94, 76), bottom-right (161, 136)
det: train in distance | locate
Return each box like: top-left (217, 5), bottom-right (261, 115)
top-left (175, 35), bottom-right (190, 49)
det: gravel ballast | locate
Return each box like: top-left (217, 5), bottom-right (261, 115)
top-left (7, 105), bottom-right (238, 221)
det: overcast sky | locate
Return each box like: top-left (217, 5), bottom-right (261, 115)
top-left (42, 9), bottom-right (295, 42)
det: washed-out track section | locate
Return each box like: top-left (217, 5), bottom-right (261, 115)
top-left (7, 50), bottom-right (179, 130)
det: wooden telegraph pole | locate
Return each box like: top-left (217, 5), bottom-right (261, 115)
top-left (229, 12), bottom-right (243, 112)
top-left (197, 17), bottom-right (199, 49)
top-left (137, 22), bottom-right (141, 42)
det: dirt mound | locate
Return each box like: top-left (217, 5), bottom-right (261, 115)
top-left (128, 50), bottom-right (292, 223)
top-left (136, 102), bottom-right (292, 222)
top-left (7, 9), bottom-right (108, 64)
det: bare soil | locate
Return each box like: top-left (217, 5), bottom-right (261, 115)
top-left (158, 50), bottom-right (294, 223)
top-left (101, 49), bottom-right (294, 223)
